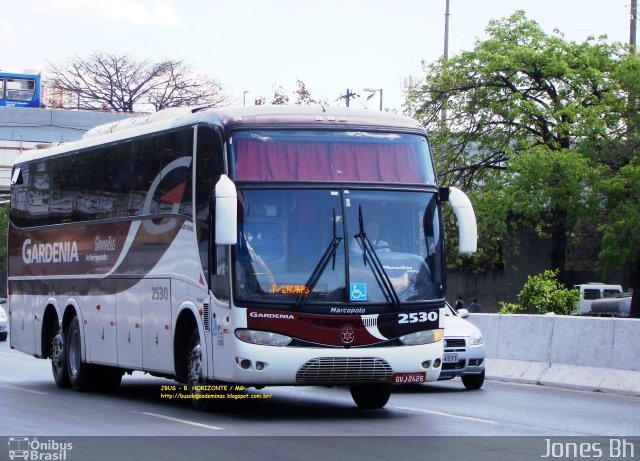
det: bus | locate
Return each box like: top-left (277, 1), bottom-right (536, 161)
top-left (0, 72), bottom-right (42, 108)
top-left (7, 105), bottom-right (477, 409)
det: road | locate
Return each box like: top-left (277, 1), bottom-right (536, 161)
top-left (1, 338), bottom-right (639, 461)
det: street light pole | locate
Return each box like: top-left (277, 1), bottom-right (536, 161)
top-left (243, 90), bottom-right (250, 106)
top-left (441, 0), bottom-right (450, 125)
top-left (363, 88), bottom-right (383, 111)
top-left (631, 0), bottom-right (637, 50)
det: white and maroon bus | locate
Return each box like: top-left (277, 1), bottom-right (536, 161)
top-left (7, 106), bottom-right (476, 409)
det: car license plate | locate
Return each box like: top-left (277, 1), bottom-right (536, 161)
top-left (443, 352), bottom-right (458, 363)
top-left (392, 372), bottom-right (426, 384)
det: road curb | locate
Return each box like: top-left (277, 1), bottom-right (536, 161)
top-left (484, 358), bottom-right (640, 397)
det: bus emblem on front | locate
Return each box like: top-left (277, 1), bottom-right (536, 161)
top-left (341, 328), bottom-right (355, 344)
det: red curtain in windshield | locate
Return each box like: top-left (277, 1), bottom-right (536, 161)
top-left (236, 139), bottom-right (424, 183)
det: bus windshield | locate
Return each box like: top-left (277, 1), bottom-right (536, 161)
top-left (234, 188), bottom-right (443, 307)
top-left (232, 130), bottom-right (436, 184)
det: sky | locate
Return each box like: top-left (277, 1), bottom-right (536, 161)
top-left (1, 0), bottom-right (635, 112)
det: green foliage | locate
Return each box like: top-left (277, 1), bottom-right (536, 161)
top-left (497, 302), bottom-right (521, 314)
top-left (499, 269), bottom-right (579, 314)
top-left (597, 160), bottom-right (640, 275)
top-left (407, 10), bottom-right (638, 276)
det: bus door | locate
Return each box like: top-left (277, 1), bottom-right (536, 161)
top-left (141, 278), bottom-right (172, 372)
top-left (210, 243), bottom-right (233, 381)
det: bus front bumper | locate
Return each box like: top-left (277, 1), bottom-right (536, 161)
top-left (226, 339), bottom-right (444, 386)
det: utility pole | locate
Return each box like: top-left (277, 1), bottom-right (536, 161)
top-left (631, 0), bottom-right (637, 50)
top-left (337, 89), bottom-right (358, 107)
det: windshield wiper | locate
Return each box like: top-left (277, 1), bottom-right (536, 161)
top-left (353, 206), bottom-right (401, 309)
top-left (295, 209), bottom-right (343, 308)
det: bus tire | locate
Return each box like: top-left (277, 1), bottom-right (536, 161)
top-left (66, 316), bottom-right (95, 392)
top-left (349, 383), bottom-right (392, 409)
top-left (51, 327), bottom-right (70, 389)
top-left (461, 370), bottom-right (485, 390)
top-left (187, 327), bottom-right (211, 411)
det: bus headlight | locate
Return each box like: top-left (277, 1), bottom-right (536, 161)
top-left (399, 329), bottom-right (444, 346)
top-left (235, 329), bottom-right (292, 346)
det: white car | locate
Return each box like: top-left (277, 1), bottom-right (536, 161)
top-left (439, 303), bottom-right (486, 389)
top-left (0, 301), bottom-right (8, 342)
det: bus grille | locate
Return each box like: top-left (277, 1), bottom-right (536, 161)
top-left (300, 316), bottom-right (377, 329)
top-left (296, 357), bottom-right (393, 384)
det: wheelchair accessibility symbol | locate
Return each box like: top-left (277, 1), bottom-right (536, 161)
top-left (350, 283), bottom-right (367, 302)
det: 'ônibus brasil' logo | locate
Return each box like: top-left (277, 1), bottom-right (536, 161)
top-left (22, 239), bottom-right (79, 264)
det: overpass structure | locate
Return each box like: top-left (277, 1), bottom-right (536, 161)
top-left (0, 107), bottom-right (130, 196)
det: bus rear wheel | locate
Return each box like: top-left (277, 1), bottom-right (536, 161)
top-left (66, 316), bottom-right (95, 391)
top-left (51, 327), bottom-right (70, 389)
top-left (349, 383), bottom-right (392, 409)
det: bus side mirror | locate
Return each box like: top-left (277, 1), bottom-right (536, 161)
top-left (443, 186), bottom-right (477, 254)
top-left (215, 175), bottom-right (237, 245)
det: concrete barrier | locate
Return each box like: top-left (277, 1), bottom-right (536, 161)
top-left (467, 314), bottom-right (640, 396)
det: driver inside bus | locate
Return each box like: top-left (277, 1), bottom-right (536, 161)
top-left (350, 221), bottom-right (390, 254)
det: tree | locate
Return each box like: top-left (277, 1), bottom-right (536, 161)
top-left (253, 80), bottom-right (325, 106)
top-left (406, 11), bottom-right (636, 282)
top-left (47, 51), bottom-right (230, 112)
top-left (270, 85), bottom-right (290, 105)
top-left (597, 161), bottom-right (640, 318)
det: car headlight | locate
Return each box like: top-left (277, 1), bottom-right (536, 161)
top-left (470, 331), bottom-right (484, 345)
top-left (399, 328), bottom-right (443, 346)
top-left (235, 329), bottom-right (292, 346)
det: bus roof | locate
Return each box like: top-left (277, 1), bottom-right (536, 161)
top-left (0, 71), bottom-right (41, 79)
top-left (13, 105), bottom-right (425, 165)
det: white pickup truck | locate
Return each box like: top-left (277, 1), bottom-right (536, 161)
top-left (573, 283), bottom-right (623, 315)
top-left (590, 294), bottom-right (632, 317)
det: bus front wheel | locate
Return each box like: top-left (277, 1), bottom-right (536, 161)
top-left (349, 383), bottom-right (392, 409)
top-left (187, 327), bottom-right (211, 411)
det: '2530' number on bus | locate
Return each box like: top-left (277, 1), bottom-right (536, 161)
top-left (398, 311), bottom-right (438, 324)
top-left (152, 286), bottom-right (169, 301)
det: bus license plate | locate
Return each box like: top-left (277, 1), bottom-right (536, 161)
top-left (443, 353), bottom-right (458, 363)
top-left (392, 372), bottom-right (426, 384)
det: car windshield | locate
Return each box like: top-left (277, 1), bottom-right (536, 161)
top-left (233, 188), bottom-right (444, 308)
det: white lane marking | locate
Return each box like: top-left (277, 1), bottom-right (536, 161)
top-left (397, 406), bottom-right (498, 425)
top-left (141, 412), bottom-right (223, 431)
top-left (0, 384), bottom-right (49, 395)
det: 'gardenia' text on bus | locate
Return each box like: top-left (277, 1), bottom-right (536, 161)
top-left (22, 239), bottom-right (79, 264)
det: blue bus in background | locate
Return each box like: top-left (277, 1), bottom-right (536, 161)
top-left (0, 72), bottom-right (41, 108)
